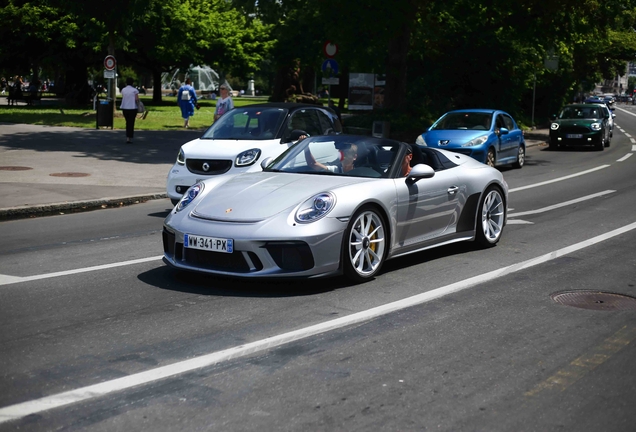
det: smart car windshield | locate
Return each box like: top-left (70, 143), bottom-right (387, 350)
top-left (559, 106), bottom-right (602, 120)
top-left (265, 136), bottom-right (400, 179)
top-left (431, 112), bottom-right (492, 131)
top-left (201, 107), bottom-right (287, 140)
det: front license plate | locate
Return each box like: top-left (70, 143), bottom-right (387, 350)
top-left (184, 234), bottom-right (233, 253)
top-left (566, 134), bottom-right (583, 139)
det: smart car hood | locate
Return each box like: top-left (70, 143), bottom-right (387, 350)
top-left (191, 172), bottom-right (368, 222)
top-left (423, 129), bottom-right (490, 147)
top-left (182, 137), bottom-right (281, 159)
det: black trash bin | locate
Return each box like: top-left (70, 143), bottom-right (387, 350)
top-left (96, 98), bottom-right (114, 129)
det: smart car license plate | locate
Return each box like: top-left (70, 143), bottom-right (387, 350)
top-left (184, 234), bottom-right (233, 253)
top-left (566, 134), bottom-right (583, 138)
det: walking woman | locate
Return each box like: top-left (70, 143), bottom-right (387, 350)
top-left (178, 78), bottom-right (197, 128)
top-left (120, 77), bottom-right (139, 143)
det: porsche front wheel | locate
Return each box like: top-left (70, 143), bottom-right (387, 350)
top-left (342, 207), bottom-right (387, 282)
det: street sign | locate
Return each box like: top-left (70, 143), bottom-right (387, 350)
top-left (321, 59), bottom-right (339, 77)
top-left (104, 55), bottom-right (117, 71)
top-left (323, 41), bottom-right (338, 58)
top-left (104, 70), bottom-right (115, 79)
top-left (322, 77), bottom-right (339, 85)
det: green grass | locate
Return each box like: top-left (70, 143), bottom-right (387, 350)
top-left (0, 95), bottom-right (272, 130)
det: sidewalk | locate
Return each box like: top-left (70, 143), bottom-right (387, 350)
top-left (0, 123), bottom-right (549, 221)
top-left (0, 123), bottom-right (201, 220)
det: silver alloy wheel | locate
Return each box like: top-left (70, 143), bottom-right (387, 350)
top-left (486, 148), bottom-right (496, 167)
top-left (513, 146), bottom-right (525, 168)
top-left (480, 189), bottom-right (505, 244)
top-left (346, 209), bottom-right (386, 278)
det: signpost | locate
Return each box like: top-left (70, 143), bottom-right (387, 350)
top-left (321, 41), bottom-right (339, 99)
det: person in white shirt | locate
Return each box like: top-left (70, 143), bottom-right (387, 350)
top-left (214, 84), bottom-right (234, 121)
top-left (120, 77), bottom-right (139, 143)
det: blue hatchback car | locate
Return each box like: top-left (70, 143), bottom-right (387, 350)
top-left (415, 109), bottom-right (525, 168)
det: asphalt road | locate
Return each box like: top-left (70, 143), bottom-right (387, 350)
top-left (0, 109), bottom-right (635, 431)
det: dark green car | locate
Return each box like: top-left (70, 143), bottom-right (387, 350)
top-left (549, 104), bottom-right (612, 150)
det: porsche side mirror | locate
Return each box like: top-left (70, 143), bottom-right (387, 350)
top-left (408, 164), bottom-right (435, 180)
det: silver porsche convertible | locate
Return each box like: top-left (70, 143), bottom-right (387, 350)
top-left (162, 135), bottom-right (508, 282)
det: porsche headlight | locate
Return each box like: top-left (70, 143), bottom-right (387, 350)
top-left (462, 134), bottom-right (488, 147)
top-left (415, 135), bottom-right (427, 146)
top-left (176, 183), bottom-right (204, 212)
top-left (235, 148), bottom-right (261, 167)
top-left (176, 148), bottom-right (185, 165)
top-left (591, 122), bottom-right (601, 131)
top-left (551, 123), bottom-right (560, 130)
top-left (295, 193), bottom-right (335, 223)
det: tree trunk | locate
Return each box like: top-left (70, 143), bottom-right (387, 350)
top-left (384, 25), bottom-right (410, 110)
top-left (152, 69), bottom-right (163, 104)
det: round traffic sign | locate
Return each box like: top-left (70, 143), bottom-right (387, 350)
top-left (323, 41), bottom-right (338, 58)
top-left (104, 55), bottom-right (117, 71)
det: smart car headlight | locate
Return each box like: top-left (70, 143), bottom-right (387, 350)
top-left (591, 122), bottom-right (601, 131)
top-left (177, 148), bottom-right (185, 165)
top-left (462, 134), bottom-right (489, 147)
top-left (176, 183), bottom-right (204, 212)
top-left (295, 193), bottom-right (335, 223)
top-left (551, 123), bottom-right (560, 130)
top-left (235, 148), bottom-right (261, 167)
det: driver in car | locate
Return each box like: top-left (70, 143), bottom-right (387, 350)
top-left (304, 143), bottom-right (358, 173)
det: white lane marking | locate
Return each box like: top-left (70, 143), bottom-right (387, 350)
top-left (508, 190), bottom-right (615, 217)
top-left (0, 256), bottom-right (163, 287)
top-left (632, 144), bottom-right (636, 151)
top-left (506, 220), bottom-right (534, 225)
top-left (631, 139), bottom-right (636, 144)
top-left (509, 165), bottom-right (610, 193)
top-left (618, 153), bottom-right (633, 162)
top-left (614, 106), bottom-right (636, 117)
top-left (2, 221), bottom-right (636, 423)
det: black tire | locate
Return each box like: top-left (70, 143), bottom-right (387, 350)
top-left (486, 148), bottom-right (496, 167)
top-left (512, 145), bottom-right (525, 169)
top-left (605, 133), bottom-right (611, 147)
top-left (475, 187), bottom-right (505, 248)
top-left (595, 136), bottom-right (604, 151)
top-left (342, 206), bottom-right (388, 282)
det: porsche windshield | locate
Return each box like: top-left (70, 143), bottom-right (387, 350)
top-left (265, 136), bottom-right (400, 179)
top-left (431, 112), bottom-right (492, 130)
top-left (201, 107), bottom-right (287, 140)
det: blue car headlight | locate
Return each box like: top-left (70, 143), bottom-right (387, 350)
top-left (235, 148), bottom-right (261, 167)
top-left (176, 183), bottom-right (204, 212)
top-left (461, 134), bottom-right (489, 147)
top-left (551, 123), bottom-right (559, 130)
top-left (591, 122), bottom-right (601, 131)
top-left (295, 193), bottom-right (335, 223)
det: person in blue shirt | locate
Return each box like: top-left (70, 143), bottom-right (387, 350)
top-left (177, 78), bottom-right (197, 128)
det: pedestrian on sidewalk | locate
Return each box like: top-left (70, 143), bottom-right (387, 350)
top-left (214, 84), bottom-right (234, 121)
top-left (178, 78), bottom-right (197, 128)
top-left (120, 77), bottom-right (140, 143)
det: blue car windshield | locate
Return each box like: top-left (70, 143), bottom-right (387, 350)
top-left (201, 107), bottom-right (287, 140)
top-left (431, 112), bottom-right (493, 131)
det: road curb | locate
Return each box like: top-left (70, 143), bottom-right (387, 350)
top-left (0, 193), bottom-right (168, 221)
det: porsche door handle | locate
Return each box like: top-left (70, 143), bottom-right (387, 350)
top-left (447, 186), bottom-right (459, 195)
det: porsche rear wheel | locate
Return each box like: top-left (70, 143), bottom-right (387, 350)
top-left (342, 207), bottom-right (387, 282)
top-left (486, 148), bottom-right (496, 167)
top-left (476, 187), bottom-right (505, 247)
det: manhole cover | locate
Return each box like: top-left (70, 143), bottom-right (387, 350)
top-left (551, 291), bottom-right (636, 311)
top-left (0, 166), bottom-right (33, 171)
top-left (49, 172), bottom-right (91, 177)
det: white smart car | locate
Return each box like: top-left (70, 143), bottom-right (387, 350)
top-left (166, 103), bottom-right (342, 205)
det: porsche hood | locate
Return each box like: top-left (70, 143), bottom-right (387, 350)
top-left (191, 172), bottom-right (368, 222)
